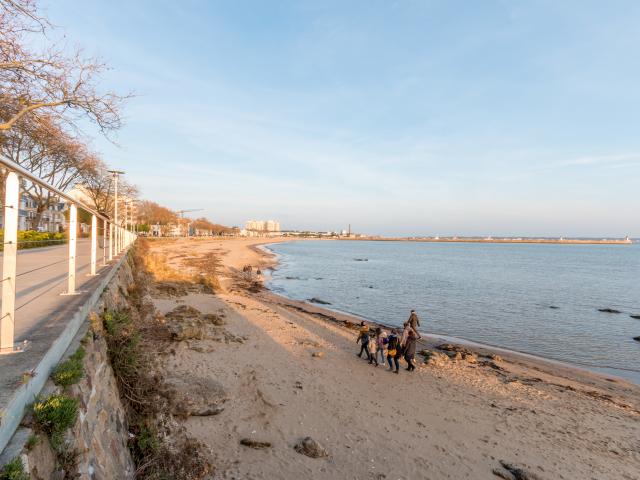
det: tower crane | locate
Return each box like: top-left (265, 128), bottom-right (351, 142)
top-left (176, 208), bottom-right (204, 218)
top-left (175, 209), bottom-right (204, 237)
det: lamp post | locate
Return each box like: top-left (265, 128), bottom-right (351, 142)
top-left (108, 170), bottom-right (125, 253)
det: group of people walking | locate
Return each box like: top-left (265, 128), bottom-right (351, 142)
top-left (356, 310), bottom-right (421, 373)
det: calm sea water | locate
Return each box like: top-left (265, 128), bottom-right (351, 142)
top-left (265, 240), bottom-right (640, 383)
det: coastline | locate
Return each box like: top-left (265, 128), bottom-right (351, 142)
top-left (145, 237), bottom-right (640, 479)
top-left (258, 238), bottom-right (640, 387)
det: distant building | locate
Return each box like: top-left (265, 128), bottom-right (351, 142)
top-left (244, 219), bottom-right (281, 236)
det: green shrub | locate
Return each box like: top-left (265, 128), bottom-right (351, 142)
top-left (0, 230), bottom-right (66, 251)
top-left (136, 425), bottom-right (160, 457)
top-left (52, 347), bottom-right (86, 388)
top-left (0, 457), bottom-right (29, 480)
top-left (32, 393), bottom-right (78, 447)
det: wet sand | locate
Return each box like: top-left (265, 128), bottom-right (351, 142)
top-left (145, 237), bottom-right (640, 480)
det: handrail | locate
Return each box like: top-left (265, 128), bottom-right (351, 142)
top-left (0, 155), bottom-right (109, 222)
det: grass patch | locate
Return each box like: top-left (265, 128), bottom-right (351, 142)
top-left (32, 393), bottom-right (78, 448)
top-left (52, 347), bottom-right (85, 388)
top-left (25, 434), bottom-right (39, 451)
top-left (0, 457), bottom-right (28, 480)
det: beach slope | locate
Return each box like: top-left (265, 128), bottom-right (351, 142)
top-left (145, 237), bottom-right (640, 480)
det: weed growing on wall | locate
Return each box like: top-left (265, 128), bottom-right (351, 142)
top-left (32, 393), bottom-right (78, 448)
top-left (52, 347), bottom-right (86, 388)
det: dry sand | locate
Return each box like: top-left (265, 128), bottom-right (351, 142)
top-left (145, 237), bottom-right (640, 480)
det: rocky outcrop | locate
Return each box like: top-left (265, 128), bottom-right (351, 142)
top-left (307, 297), bottom-right (331, 305)
top-left (164, 305), bottom-right (226, 341)
top-left (163, 374), bottom-right (228, 417)
top-left (420, 349), bottom-right (449, 367)
top-left (436, 343), bottom-right (478, 362)
top-left (493, 460), bottom-right (542, 480)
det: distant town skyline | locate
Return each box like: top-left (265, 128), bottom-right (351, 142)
top-left (44, 1), bottom-right (640, 237)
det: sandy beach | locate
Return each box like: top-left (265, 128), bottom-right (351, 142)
top-left (144, 237), bottom-right (640, 480)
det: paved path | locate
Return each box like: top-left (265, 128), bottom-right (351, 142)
top-left (0, 237), bottom-right (122, 406)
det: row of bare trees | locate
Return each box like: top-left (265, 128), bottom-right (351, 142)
top-left (0, 0), bottom-right (135, 229)
top-left (136, 203), bottom-right (237, 236)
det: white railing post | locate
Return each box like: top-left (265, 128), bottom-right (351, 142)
top-left (109, 222), bottom-right (113, 261)
top-left (66, 204), bottom-right (77, 294)
top-left (102, 218), bottom-right (107, 266)
top-left (1, 172), bottom-right (19, 353)
top-left (90, 214), bottom-right (97, 275)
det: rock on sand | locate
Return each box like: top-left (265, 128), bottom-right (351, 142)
top-left (294, 437), bottom-right (328, 458)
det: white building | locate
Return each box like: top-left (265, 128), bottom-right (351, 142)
top-left (0, 194), bottom-right (66, 232)
top-left (244, 219), bottom-right (281, 236)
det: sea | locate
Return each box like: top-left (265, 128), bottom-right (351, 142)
top-left (264, 240), bottom-right (640, 384)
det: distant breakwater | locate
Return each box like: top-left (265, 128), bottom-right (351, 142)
top-left (340, 237), bottom-right (633, 245)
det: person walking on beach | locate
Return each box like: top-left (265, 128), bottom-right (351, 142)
top-left (404, 330), bottom-right (418, 372)
top-left (386, 329), bottom-right (401, 373)
top-left (357, 321), bottom-right (371, 360)
top-left (408, 309), bottom-right (420, 331)
top-left (401, 321), bottom-right (420, 347)
top-left (368, 333), bottom-right (378, 366)
top-left (375, 327), bottom-right (387, 365)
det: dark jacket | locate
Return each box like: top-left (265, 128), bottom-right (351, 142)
top-left (387, 334), bottom-right (402, 358)
top-left (404, 336), bottom-right (417, 357)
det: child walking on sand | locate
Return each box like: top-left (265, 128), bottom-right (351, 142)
top-left (376, 327), bottom-right (387, 365)
top-left (368, 333), bottom-right (378, 366)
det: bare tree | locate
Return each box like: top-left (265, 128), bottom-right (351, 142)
top-left (0, 0), bottom-right (129, 133)
top-left (0, 114), bottom-right (99, 227)
top-left (137, 200), bottom-right (177, 227)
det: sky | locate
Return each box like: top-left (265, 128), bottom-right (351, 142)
top-left (41, 0), bottom-right (640, 237)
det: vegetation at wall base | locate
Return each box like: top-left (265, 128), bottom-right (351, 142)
top-left (52, 346), bottom-right (86, 388)
top-left (0, 457), bottom-right (29, 480)
top-left (101, 244), bottom-right (212, 480)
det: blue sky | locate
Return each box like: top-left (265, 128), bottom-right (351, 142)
top-left (43, 0), bottom-right (640, 237)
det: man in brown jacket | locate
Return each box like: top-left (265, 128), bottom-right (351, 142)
top-left (408, 309), bottom-right (420, 331)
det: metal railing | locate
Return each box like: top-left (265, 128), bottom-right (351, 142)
top-left (0, 156), bottom-right (136, 354)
